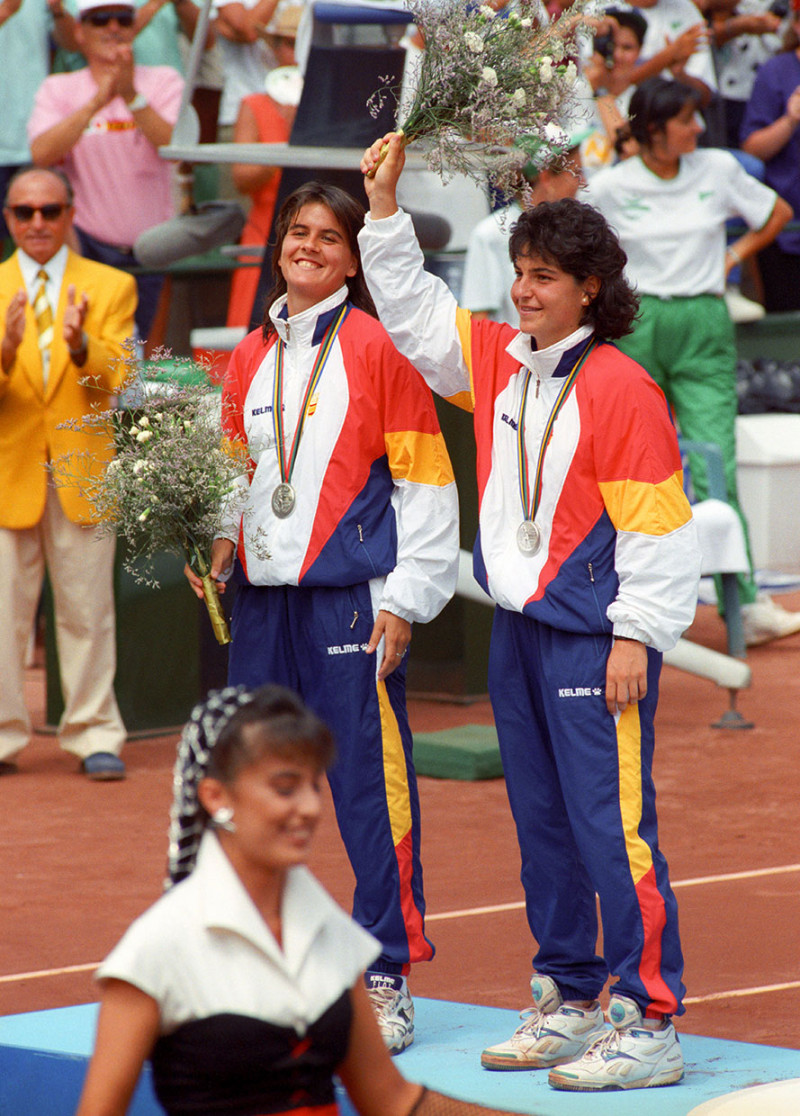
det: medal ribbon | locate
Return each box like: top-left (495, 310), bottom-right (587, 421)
top-left (517, 338), bottom-right (597, 522)
top-left (272, 303), bottom-right (350, 484)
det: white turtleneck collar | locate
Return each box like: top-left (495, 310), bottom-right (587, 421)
top-left (268, 285), bottom-right (350, 346)
top-left (506, 324), bottom-right (594, 380)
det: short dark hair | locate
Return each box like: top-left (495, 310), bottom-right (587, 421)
top-left (207, 684), bottom-right (335, 786)
top-left (508, 198), bottom-right (639, 341)
top-left (4, 165), bottom-right (74, 208)
top-left (607, 7), bottom-right (648, 46)
top-left (262, 182), bottom-right (377, 339)
top-left (628, 77), bottom-right (701, 147)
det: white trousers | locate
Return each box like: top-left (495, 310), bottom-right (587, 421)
top-left (0, 482), bottom-right (125, 761)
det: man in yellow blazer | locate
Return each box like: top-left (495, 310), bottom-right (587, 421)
top-left (0, 166), bottom-right (137, 779)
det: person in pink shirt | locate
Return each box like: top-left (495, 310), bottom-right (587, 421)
top-left (28, 0), bottom-right (183, 340)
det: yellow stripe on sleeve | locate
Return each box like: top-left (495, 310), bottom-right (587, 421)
top-left (451, 307), bottom-right (476, 413)
top-left (616, 704), bottom-right (653, 886)
top-left (598, 472), bottom-right (692, 535)
top-left (384, 429), bottom-right (455, 486)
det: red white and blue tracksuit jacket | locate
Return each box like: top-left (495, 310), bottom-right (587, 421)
top-left (358, 210), bottom-right (701, 650)
top-left (219, 285), bottom-right (459, 623)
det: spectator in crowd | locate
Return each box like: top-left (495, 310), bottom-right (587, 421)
top-left (0, 0), bottom-right (74, 248)
top-left (360, 132), bottom-right (701, 1093)
top-left (740, 0), bottom-right (800, 310)
top-left (185, 182), bottom-right (459, 1054)
top-left (76, 685), bottom-right (534, 1116)
top-left (211, 0), bottom-right (284, 139)
top-left (27, 0), bottom-right (184, 341)
top-left (707, 0), bottom-right (784, 147)
top-left (583, 7), bottom-right (649, 161)
top-left (0, 168), bottom-right (135, 779)
top-left (627, 0), bottom-right (717, 106)
top-left (584, 78), bottom-right (800, 645)
top-left (53, 0), bottom-right (210, 72)
top-left (226, 4), bottom-right (302, 328)
top-left (460, 132), bottom-right (586, 325)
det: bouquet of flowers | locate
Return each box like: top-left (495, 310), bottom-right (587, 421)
top-left (52, 349), bottom-right (253, 645)
top-left (370, 0), bottom-right (584, 193)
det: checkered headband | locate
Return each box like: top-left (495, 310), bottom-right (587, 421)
top-left (165, 686), bottom-right (253, 889)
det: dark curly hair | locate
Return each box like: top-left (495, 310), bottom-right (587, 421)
top-left (628, 77), bottom-right (701, 147)
top-left (262, 182), bottom-right (377, 340)
top-left (508, 198), bottom-right (639, 340)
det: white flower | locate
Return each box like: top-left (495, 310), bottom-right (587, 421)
top-left (129, 425), bottom-right (139, 437)
top-left (183, 420), bottom-right (193, 430)
top-left (539, 56), bottom-right (554, 83)
top-left (139, 416), bottom-right (150, 427)
top-left (133, 460), bottom-right (145, 475)
top-left (138, 509), bottom-right (150, 522)
top-left (154, 412), bottom-right (164, 422)
top-left (464, 31), bottom-right (484, 53)
top-left (512, 87), bottom-right (527, 108)
top-left (479, 4), bottom-right (495, 17)
top-left (520, 16), bottom-right (532, 27)
top-left (136, 430), bottom-right (152, 443)
top-left (563, 61), bottom-right (578, 85)
top-left (544, 121), bottom-right (568, 145)
top-left (106, 459), bottom-right (121, 473)
top-left (481, 66), bottom-right (498, 87)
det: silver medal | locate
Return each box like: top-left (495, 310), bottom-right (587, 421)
top-left (271, 482), bottom-right (296, 518)
top-left (517, 519), bottom-right (542, 555)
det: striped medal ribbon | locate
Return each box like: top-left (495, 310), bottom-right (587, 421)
top-left (516, 338), bottom-right (597, 555)
top-left (270, 303), bottom-right (350, 518)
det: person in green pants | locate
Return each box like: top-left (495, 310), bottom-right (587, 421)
top-left (584, 77), bottom-right (799, 646)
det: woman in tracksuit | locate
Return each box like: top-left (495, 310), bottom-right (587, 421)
top-left (359, 133), bottom-right (702, 1093)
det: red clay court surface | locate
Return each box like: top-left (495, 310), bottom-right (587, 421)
top-left (1, 597), bottom-right (799, 1055)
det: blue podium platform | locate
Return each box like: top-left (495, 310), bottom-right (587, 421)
top-left (2, 998), bottom-right (800, 1115)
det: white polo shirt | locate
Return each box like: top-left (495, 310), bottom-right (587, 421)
top-left (583, 149), bottom-right (778, 296)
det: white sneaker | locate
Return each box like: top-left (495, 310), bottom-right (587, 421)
top-left (481, 974), bottom-right (606, 1070)
top-left (742, 593), bottom-right (800, 646)
top-left (724, 285), bottom-right (765, 324)
top-left (548, 995), bottom-right (684, 1091)
top-left (365, 972), bottom-right (414, 1054)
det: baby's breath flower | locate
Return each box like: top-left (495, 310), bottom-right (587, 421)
top-left (481, 66), bottom-right (498, 87)
top-left (133, 460), bottom-right (145, 475)
top-left (464, 31), bottom-right (484, 53)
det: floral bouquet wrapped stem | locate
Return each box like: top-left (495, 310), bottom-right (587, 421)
top-left (52, 349), bottom-right (253, 646)
top-left (369, 0), bottom-right (584, 192)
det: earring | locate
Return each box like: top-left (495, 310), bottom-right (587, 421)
top-left (581, 293), bottom-right (590, 305)
top-left (211, 806), bottom-right (236, 833)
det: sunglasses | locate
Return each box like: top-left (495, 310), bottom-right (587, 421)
top-left (82, 9), bottom-right (135, 26)
top-left (7, 204), bottom-right (68, 222)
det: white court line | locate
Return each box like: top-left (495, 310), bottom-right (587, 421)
top-left (0, 962), bottom-right (99, 985)
top-left (426, 863), bottom-right (800, 922)
top-left (2, 863), bottom-right (799, 987)
top-left (685, 981), bottom-right (800, 1005)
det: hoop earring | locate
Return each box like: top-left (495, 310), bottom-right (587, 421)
top-left (212, 806), bottom-right (236, 833)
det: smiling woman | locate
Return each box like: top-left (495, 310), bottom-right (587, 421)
top-left (183, 182), bottom-right (460, 1054)
top-left (76, 687), bottom-right (534, 1116)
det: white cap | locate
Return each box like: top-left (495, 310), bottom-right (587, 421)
top-left (77, 0), bottom-right (134, 15)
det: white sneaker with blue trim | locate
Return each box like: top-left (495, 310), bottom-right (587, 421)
top-left (365, 972), bottom-right (414, 1054)
top-left (481, 975), bottom-right (606, 1070)
top-left (548, 995), bottom-right (684, 1091)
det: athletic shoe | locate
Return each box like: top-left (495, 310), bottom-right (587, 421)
top-left (548, 995), bottom-right (684, 1092)
top-left (481, 974), bottom-right (606, 1070)
top-left (742, 594), bottom-right (800, 646)
top-left (365, 972), bottom-right (414, 1054)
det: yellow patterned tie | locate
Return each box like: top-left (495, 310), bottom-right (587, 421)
top-left (33, 267), bottom-right (54, 382)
